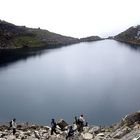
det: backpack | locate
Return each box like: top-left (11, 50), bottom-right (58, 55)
top-left (77, 119), bottom-right (81, 125)
top-left (9, 121), bottom-right (12, 127)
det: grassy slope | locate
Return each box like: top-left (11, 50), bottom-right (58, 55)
top-left (0, 20), bottom-right (79, 49)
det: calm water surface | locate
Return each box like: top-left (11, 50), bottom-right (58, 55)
top-left (0, 40), bottom-right (140, 125)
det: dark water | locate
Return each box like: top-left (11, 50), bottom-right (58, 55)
top-left (0, 40), bottom-right (140, 125)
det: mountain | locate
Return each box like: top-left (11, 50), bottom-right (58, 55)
top-left (80, 36), bottom-right (103, 42)
top-left (0, 20), bottom-right (80, 49)
top-left (0, 20), bottom-right (105, 50)
top-left (114, 25), bottom-right (140, 45)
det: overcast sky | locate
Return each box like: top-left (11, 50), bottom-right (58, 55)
top-left (0, 0), bottom-right (140, 38)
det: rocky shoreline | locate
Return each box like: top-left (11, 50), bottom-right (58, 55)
top-left (114, 38), bottom-right (140, 46)
top-left (0, 111), bottom-right (140, 140)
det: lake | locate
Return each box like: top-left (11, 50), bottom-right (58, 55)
top-left (0, 40), bottom-right (140, 125)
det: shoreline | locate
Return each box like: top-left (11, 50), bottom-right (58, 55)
top-left (0, 111), bottom-right (140, 140)
top-left (114, 38), bottom-right (140, 47)
top-left (0, 39), bottom-right (104, 66)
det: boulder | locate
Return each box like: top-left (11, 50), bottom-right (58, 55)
top-left (34, 131), bottom-right (40, 139)
top-left (123, 112), bottom-right (140, 126)
top-left (88, 126), bottom-right (101, 134)
top-left (113, 126), bottom-right (131, 139)
top-left (6, 135), bottom-right (16, 140)
top-left (57, 119), bottom-right (68, 130)
top-left (82, 133), bottom-right (93, 140)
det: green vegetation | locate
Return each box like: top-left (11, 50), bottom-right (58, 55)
top-left (0, 20), bottom-right (79, 49)
top-left (13, 35), bottom-right (45, 48)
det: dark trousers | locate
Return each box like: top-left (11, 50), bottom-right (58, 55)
top-left (13, 128), bottom-right (16, 135)
top-left (77, 122), bottom-right (84, 132)
top-left (66, 133), bottom-right (73, 139)
top-left (51, 127), bottom-right (57, 135)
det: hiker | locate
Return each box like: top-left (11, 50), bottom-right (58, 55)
top-left (10, 118), bottom-right (17, 135)
top-left (74, 116), bottom-right (79, 125)
top-left (78, 115), bottom-right (85, 132)
top-left (51, 118), bottom-right (57, 135)
top-left (66, 126), bottom-right (75, 139)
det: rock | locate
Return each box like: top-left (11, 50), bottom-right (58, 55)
top-left (6, 135), bottom-right (16, 140)
top-left (133, 135), bottom-right (140, 140)
top-left (88, 126), bottom-right (101, 134)
top-left (82, 132), bottom-right (93, 139)
top-left (113, 126), bottom-right (131, 139)
top-left (44, 126), bottom-right (51, 130)
top-left (97, 133), bottom-right (105, 136)
top-left (34, 131), bottom-right (40, 139)
top-left (83, 127), bottom-right (90, 133)
top-left (57, 119), bottom-right (68, 130)
top-left (123, 112), bottom-right (140, 126)
top-left (1, 111), bottom-right (140, 140)
top-left (134, 124), bottom-right (140, 130)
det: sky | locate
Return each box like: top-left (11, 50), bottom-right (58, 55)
top-left (0, 0), bottom-right (140, 38)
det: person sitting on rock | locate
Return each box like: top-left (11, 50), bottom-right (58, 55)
top-left (51, 118), bottom-right (57, 135)
top-left (11, 118), bottom-right (17, 135)
top-left (66, 126), bottom-right (75, 139)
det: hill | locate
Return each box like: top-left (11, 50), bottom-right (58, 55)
top-left (114, 25), bottom-right (140, 45)
top-left (0, 20), bottom-right (79, 49)
top-left (80, 36), bottom-right (103, 42)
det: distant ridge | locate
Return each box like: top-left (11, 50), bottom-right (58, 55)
top-left (114, 25), bottom-right (140, 45)
top-left (0, 20), bottom-right (103, 49)
top-left (80, 36), bottom-right (103, 42)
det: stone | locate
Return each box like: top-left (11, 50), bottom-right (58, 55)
top-left (97, 133), bottom-right (104, 136)
top-left (57, 119), bottom-right (68, 130)
top-left (123, 112), bottom-right (140, 126)
top-left (113, 126), bottom-right (131, 139)
top-left (133, 135), bottom-right (140, 140)
top-left (82, 132), bottom-right (93, 139)
top-left (6, 135), bottom-right (16, 140)
top-left (34, 131), bottom-right (40, 139)
top-left (89, 126), bottom-right (101, 134)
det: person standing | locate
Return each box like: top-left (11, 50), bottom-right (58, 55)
top-left (51, 119), bottom-right (57, 135)
top-left (11, 118), bottom-right (17, 135)
top-left (78, 115), bottom-right (85, 132)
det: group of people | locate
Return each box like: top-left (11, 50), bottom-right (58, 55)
top-left (51, 114), bottom-right (87, 139)
top-left (9, 115), bottom-right (87, 139)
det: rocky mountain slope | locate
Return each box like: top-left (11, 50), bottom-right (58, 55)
top-left (0, 20), bottom-right (80, 49)
top-left (0, 111), bottom-right (140, 140)
top-left (114, 25), bottom-right (140, 45)
top-left (0, 20), bottom-right (104, 50)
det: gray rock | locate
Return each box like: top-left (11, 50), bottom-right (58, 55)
top-left (57, 119), bottom-right (68, 131)
top-left (112, 126), bottom-right (131, 139)
top-left (81, 132), bottom-right (93, 139)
